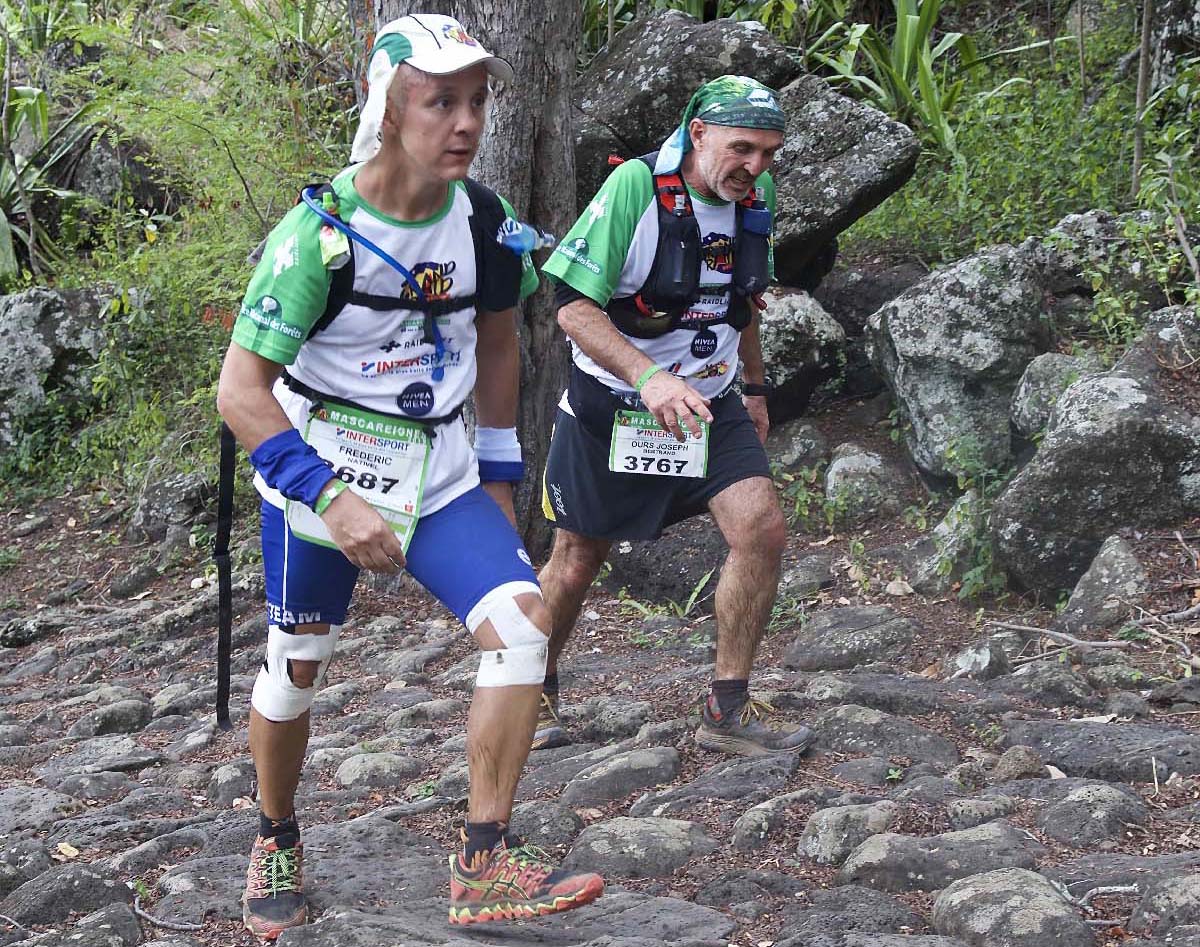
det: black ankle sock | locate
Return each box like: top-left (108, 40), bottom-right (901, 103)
top-left (260, 812), bottom-right (299, 847)
top-left (710, 679), bottom-right (749, 715)
top-left (464, 821), bottom-right (507, 861)
top-left (543, 673), bottom-right (559, 695)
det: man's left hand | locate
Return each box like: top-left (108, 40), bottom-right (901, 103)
top-left (482, 481), bottom-right (518, 529)
top-left (743, 395), bottom-right (769, 445)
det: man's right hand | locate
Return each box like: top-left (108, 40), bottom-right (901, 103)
top-left (319, 486), bottom-right (406, 573)
top-left (639, 371), bottom-right (713, 441)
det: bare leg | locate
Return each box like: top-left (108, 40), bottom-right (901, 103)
top-left (537, 529), bottom-right (611, 675)
top-left (707, 477), bottom-right (787, 679)
top-left (465, 592), bottom-right (548, 822)
top-left (248, 622), bottom-right (332, 820)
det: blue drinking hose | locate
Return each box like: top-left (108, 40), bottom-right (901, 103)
top-left (300, 186), bottom-right (446, 382)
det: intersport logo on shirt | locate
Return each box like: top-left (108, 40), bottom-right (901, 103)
top-left (361, 350), bottom-right (463, 378)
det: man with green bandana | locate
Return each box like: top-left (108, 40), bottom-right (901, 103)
top-left (534, 76), bottom-right (818, 756)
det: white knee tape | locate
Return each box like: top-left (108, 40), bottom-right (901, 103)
top-left (251, 623), bottom-right (341, 721)
top-left (467, 581), bottom-right (548, 688)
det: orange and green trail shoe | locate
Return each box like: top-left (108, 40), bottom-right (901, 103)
top-left (448, 833), bottom-right (604, 924)
top-left (242, 833), bottom-right (306, 940)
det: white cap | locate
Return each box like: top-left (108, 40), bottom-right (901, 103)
top-left (350, 14), bottom-right (514, 163)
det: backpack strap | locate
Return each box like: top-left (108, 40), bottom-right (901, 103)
top-left (463, 176), bottom-right (523, 313)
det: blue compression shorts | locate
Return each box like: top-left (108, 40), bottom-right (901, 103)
top-left (260, 485), bottom-right (538, 627)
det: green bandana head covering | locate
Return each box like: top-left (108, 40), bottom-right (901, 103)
top-left (654, 75), bottom-right (786, 174)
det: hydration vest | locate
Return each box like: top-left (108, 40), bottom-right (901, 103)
top-left (304, 176), bottom-right (520, 347)
top-left (605, 151), bottom-right (772, 340)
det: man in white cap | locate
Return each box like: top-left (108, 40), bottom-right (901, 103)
top-left (217, 14), bottom-right (603, 937)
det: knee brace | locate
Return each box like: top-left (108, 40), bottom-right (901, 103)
top-left (466, 581), bottom-right (548, 688)
top-left (250, 623), bottom-right (341, 721)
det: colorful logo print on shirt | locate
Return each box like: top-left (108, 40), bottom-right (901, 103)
top-left (701, 233), bottom-right (734, 274)
top-left (399, 260), bottom-right (457, 302)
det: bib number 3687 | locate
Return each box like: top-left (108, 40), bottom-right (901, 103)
top-left (608, 410), bottom-right (708, 479)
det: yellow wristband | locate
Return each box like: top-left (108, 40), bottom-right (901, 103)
top-left (313, 479), bottom-right (348, 516)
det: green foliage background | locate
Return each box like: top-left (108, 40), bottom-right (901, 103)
top-left (0, 0), bottom-right (1195, 502)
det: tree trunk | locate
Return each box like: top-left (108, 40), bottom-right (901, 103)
top-left (1132, 0), bottom-right (1155, 199)
top-left (370, 1), bottom-right (579, 558)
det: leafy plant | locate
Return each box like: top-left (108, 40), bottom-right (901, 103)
top-left (0, 546), bottom-right (20, 571)
top-left (0, 89), bottom-right (94, 279)
top-left (939, 437), bottom-right (1009, 600)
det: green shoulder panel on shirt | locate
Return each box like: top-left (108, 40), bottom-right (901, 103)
top-left (542, 158), bottom-right (655, 307)
top-left (231, 199), bottom-right (332, 365)
top-left (497, 194), bottom-right (540, 301)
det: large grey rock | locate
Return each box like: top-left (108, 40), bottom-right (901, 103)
top-left (838, 821), bottom-right (1041, 892)
top-left (769, 420), bottom-right (829, 472)
top-left (564, 817), bottom-right (717, 878)
top-left (783, 606), bottom-right (918, 671)
top-left (932, 867), bottom-right (1095, 947)
top-left (778, 937), bottom-right (968, 947)
top-left (869, 245), bottom-right (1051, 478)
top-left (275, 890), bottom-right (735, 946)
top-left (777, 885), bottom-right (924, 942)
top-left (0, 287), bottom-right (108, 448)
top-left (991, 661), bottom-right (1099, 709)
top-left (1152, 0), bottom-right (1200, 91)
top-left (993, 311), bottom-right (1200, 592)
top-left (1036, 783), bottom-right (1148, 846)
top-left (1024, 210), bottom-right (1168, 313)
top-left (67, 699), bottom-right (152, 737)
top-left (771, 74), bottom-right (920, 284)
top-left (1011, 352), bottom-right (1098, 438)
top-left (733, 788), bottom-right (838, 852)
top-left (630, 752), bottom-right (804, 817)
top-left (0, 841), bottom-right (52, 900)
top-left (127, 472), bottom-right (213, 543)
top-left (601, 514), bottom-right (726, 615)
top-left (759, 290), bottom-right (846, 413)
top-left (335, 752), bottom-right (423, 790)
top-left (824, 442), bottom-right (906, 524)
top-left (562, 747), bottom-right (681, 807)
top-left (1049, 851), bottom-right (1200, 894)
top-left (572, 11), bottom-right (800, 207)
top-left (508, 801), bottom-right (584, 850)
top-left (0, 863), bottom-right (132, 925)
top-left (1131, 875), bottom-right (1200, 937)
top-left (1057, 535), bottom-right (1148, 634)
top-left (569, 695), bottom-right (655, 742)
top-left (0, 787), bottom-right (82, 838)
top-left (815, 704), bottom-right (959, 767)
top-left (1004, 719), bottom-right (1200, 781)
top-left (799, 801), bottom-right (900, 865)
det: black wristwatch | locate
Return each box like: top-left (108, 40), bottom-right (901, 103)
top-left (742, 382), bottom-right (771, 397)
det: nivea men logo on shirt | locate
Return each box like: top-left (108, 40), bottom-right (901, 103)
top-left (691, 329), bottom-right (718, 359)
top-left (398, 382), bottom-right (435, 416)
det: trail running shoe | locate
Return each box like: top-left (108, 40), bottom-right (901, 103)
top-left (694, 694), bottom-right (817, 756)
top-left (531, 691), bottom-right (569, 751)
top-left (242, 833), bottom-right (306, 940)
top-left (448, 833), bottom-right (604, 924)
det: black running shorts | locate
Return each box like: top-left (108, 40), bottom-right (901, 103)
top-left (541, 367), bottom-right (772, 541)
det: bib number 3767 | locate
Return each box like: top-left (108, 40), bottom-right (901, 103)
top-left (608, 410), bottom-right (708, 479)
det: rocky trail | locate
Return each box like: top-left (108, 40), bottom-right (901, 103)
top-left (2, 388), bottom-right (1199, 947)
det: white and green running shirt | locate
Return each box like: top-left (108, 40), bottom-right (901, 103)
top-left (232, 164), bottom-right (538, 515)
top-left (542, 157), bottom-right (775, 401)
